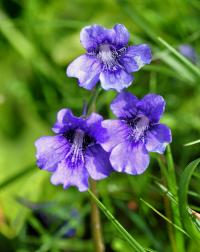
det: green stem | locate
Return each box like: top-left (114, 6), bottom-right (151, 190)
top-left (90, 179), bottom-right (105, 252)
top-left (88, 189), bottom-right (146, 252)
top-left (166, 145), bottom-right (185, 252)
top-left (157, 156), bottom-right (179, 252)
top-left (87, 86), bottom-right (104, 252)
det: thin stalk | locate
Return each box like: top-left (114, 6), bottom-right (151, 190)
top-left (87, 86), bottom-right (104, 252)
top-left (89, 189), bottom-right (146, 252)
top-left (90, 179), bottom-right (105, 252)
top-left (166, 145), bottom-right (185, 252)
top-left (157, 156), bottom-right (178, 252)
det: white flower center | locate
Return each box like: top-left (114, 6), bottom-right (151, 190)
top-left (98, 44), bottom-right (116, 69)
top-left (66, 129), bottom-right (84, 167)
top-left (131, 116), bottom-right (149, 142)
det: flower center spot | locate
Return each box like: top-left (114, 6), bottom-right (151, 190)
top-left (128, 116), bottom-right (150, 142)
top-left (98, 44), bottom-right (117, 69)
top-left (64, 129), bottom-right (95, 168)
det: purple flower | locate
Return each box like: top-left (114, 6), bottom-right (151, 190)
top-left (35, 109), bottom-right (113, 191)
top-left (178, 44), bottom-right (197, 64)
top-left (67, 24), bottom-right (152, 92)
top-left (100, 92), bottom-right (172, 174)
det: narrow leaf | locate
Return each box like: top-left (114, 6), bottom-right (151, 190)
top-left (178, 158), bottom-right (200, 241)
top-left (140, 198), bottom-right (189, 237)
top-left (88, 189), bottom-right (147, 252)
top-left (184, 139), bottom-right (200, 146)
top-left (158, 37), bottom-right (200, 78)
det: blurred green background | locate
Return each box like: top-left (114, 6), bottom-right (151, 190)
top-left (0, 0), bottom-right (200, 251)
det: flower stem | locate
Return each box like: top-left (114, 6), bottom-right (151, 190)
top-left (157, 156), bottom-right (178, 252)
top-left (90, 179), bottom-right (105, 252)
top-left (88, 86), bottom-right (104, 252)
top-left (166, 145), bottom-right (185, 252)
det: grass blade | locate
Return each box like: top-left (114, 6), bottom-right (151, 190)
top-left (165, 146), bottom-right (185, 251)
top-left (184, 139), bottom-right (200, 146)
top-left (140, 198), bottom-right (189, 237)
top-left (178, 158), bottom-right (200, 242)
top-left (88, 189), bottom-right (147, 252)
top-left (158, 37), bottom-right (200, 78)
top-left (0, 165), bottom-right (35, 190)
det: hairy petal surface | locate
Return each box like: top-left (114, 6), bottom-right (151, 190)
top-left (145, 124), bottom-right (172, 154)
top-left (113, 24), bottom-right (130, 47)
top-left (137, 94), bottom-right (166, 123)
top-left (121, 44), bottom-right (152, 73)
top-left (80, 25), bottom-right (115, 51)
top-left (100, 68), bottom-right (133, 92)
top-left (51, 160), bottom-right (89, 192)
top-left (110, 91), bottom-right (138, 118)
top-left (100, 119), bottom-right (128, 152)
top-left (85, 144), bottom-right (113, 180)
top-left (110, 141), bottom-right (150, 175)
top-left (52, 108), bottom-right (84, 134)
top-left (67, 54), bottom-right (101, 90)
top-left (35, 136), bottom-right (69, 172)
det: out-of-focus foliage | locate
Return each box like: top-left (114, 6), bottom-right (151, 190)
top-left (0, 0), bottom-right (199, 251)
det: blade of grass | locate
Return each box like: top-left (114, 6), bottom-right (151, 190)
top-left (155, 181), bottom-right (200, 231)
top-left (158, 37), bottom-right (200, 78)
top-left (178, 158), bottom-right (200, 242)
top-left (184, 139), bottom-right (200, 146)
top-left (140, 198), bottom-right (189, 237)
top-left (88, 189), bottom-right (147, 252)
top-left (115, 200), bottom-right (162, 250)
top-left (0, 165), bottom-right (35, 190)
top-left (166, 145), bottom-right (185, 251)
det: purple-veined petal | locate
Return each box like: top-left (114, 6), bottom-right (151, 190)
top-left (99, 68), bottom-right (133, 92)
top-left (110, 141), bottom-right (150, 175)
top-left (51, 159), bottom-right (89, 192)
top-left (86, 112), bottom-right (107, 143)
top-left (110, 91), bottom-right (138, 118)
top-left (67, 54), bottom-right (101, 90)
top-left (80, 25), bottom-right (115, 52)
top-left (113, 24), bottom-right (130, 47)
top-left (85, 144), bottom-right (113, 180)
top-left (100, 119), bottom-right (128, 152)
top-left (52, 108), bottom-right (84, 134)
top-left (137, 94), bottom-right (166, 123)
top-left (86, 112), bottom-right (103, 130)
top-left (145, 124), bottom-right (172, 154)
top-left (120, 44), bottom-right (152, 73)
top-left (35, 136), bottom-right (69, 172)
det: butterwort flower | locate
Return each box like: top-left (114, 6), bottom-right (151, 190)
top-left (100, 92), bottom-right (172, 174)
top-left (67, 24), bottom-right (152, 92)
top-left (178, 44), bottom-right (197, 64)
top-left (35, 109), bottom-right (113, 191)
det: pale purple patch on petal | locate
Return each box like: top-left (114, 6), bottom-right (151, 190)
top-left (86, 112), bottom-right (107, 142)
top-left (110, 141), bottom-right (150, 175)
top-left (35, 136), bottom-right (69, 172)
top-left (145, 124), bottom-right (172, 154)
top-left (100, 119), bottom-right (128, 152)
top-left (120, 44), bottom-right (152, 73)
top-left (85, 144), bottom-right (113, 180)
top-left (67, 54), bottom-right (101, 90)
top-left (52, 109), bottom-right (84, 134)
top-left (99, 68), bottom-right (133, 92)
top-left (113, 24), bottom-right (130, 47)
top-left (110, 91), bottom-right (138, 118)
top-left (51, 160), bottom-right (89, 192)
top-left (80, 25), bottom-right (115, 52)
top-left (137, 94), bottom-right (166, 123)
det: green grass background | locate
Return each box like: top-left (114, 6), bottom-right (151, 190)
top-left (0, 0), bottom-right (200, 251)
